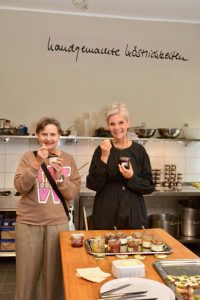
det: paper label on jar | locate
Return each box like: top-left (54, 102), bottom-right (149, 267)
top-left (120, 245), bottom-right (127, 252)
top-left (142, 241), bottom-right (151, 248)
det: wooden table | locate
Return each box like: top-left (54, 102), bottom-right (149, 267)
top-left (60, 228), bottom-right (199, 300)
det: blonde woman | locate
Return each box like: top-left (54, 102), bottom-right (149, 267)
top-left (86, 102), bottom-right (154, 230)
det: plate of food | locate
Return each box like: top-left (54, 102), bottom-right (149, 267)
top-left (100, 277), bottom-right (175, 300)
top-left (154, 259), bottom-right (200, 300)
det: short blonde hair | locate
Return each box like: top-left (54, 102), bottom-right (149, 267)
top-left (105, 102), bottom-right (130, 124)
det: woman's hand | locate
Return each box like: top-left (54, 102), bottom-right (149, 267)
top-left (50, 157), bottom-right (64, 180)
top-left (37, 144), bottom-right (49, 163)
top-left (100, 139), bottom-right (112, 163)
top-left (118, 162), bottom-right (134, 179)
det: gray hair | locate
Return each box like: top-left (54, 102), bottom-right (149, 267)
top-left (105, 102), bottom-right (130, 124)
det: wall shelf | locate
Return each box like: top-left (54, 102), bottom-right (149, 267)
top-left (0, 135), bottom-right (200, 143)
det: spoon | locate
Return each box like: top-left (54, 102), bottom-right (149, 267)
top-left (114, 226), bottom-right (118, 235)
top-left (142, 225), bottom-right (148, 235)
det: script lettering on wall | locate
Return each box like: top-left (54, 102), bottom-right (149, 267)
top-left (47, 36), bottom-right (189, 63)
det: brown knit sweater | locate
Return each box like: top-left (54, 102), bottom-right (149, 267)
top-left (14, 151), bottom-right (81, 225)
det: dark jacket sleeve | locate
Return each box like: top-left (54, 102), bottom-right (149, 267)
top-left (86, 146), bottom-right (107, 191)
top-left (126, 147), bottom-right (155, 195)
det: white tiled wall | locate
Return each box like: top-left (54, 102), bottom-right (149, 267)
top-left (0, 137), bottom-right (200, 189)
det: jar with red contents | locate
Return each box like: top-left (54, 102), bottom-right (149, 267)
top-left (108, 239), bottom-right (120, 253)
top-left (71, 234), bottom-right (84, 248)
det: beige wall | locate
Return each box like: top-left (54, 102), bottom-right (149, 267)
top-left (0, 10), bottom-right (200, 133)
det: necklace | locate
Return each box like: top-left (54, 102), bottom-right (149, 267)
top-left (113, 139), bottom-right (130, 150)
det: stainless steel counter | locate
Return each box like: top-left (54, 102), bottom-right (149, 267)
top-left (1, 184), bottom-right (200, 215)
top-left (0, 185), bottom-right (200, 258)
top-left (80, 184), bottom-right (200, 197)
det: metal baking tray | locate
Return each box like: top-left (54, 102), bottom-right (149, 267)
top-left (84, 238), bottom-right (173, 256)
top-left (153, 259), bottom-right (200, 300)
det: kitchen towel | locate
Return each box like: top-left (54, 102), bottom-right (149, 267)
top-left (76, 267), bottom-right (111, 283)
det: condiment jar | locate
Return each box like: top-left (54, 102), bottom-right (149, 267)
top-left (119, 157), bottom-right (130, 169)
top-left (115, 232), bottom-right (127, 240)
top-left (108, 239), bottom-right (120, 253)
top-left (90, 236), bottom-right (105, 253)
top-left (127, 239), bottom-right (140, 252)
top-left (48, 154), bottom-right (58, 164)
top-left (105, 232), bottom-right (115, 243)
top-left (142, 234), bottom-right (152, 249)
top-left (132, 232), bottom-right (143, 244)
top-left (71, 234), bottom-right (84, 248)
top-left (151, 237), bottom-right (164, 252)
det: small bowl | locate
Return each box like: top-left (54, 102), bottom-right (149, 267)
top-left (61, 130), bottom-right (71, 136)
top-left (158, 128), bottom-right (180, 139)
top-left (183, 128), bottom-right (200, 140)
top-left (134, 128), bottom-right (156, 138)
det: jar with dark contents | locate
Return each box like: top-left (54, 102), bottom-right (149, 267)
top-left (71, 234), bottom-right (84, 248)
top-left (119, 157), bottom-right (130, 169)
top-left (104, 232), bottom-right (115, 243)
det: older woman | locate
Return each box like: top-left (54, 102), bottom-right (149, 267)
top-left (86, 102), bottom-right (155, 230)
top-left (14, 117), bottom-right (80, 300)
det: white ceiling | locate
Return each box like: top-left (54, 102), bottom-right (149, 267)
top-left (0, 0), bottom-right (200, 24)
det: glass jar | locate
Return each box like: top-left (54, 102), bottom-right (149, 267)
top-left (132, 232), bottom-right (143, 245)
top-left (142, 234), bottom-right (152, 249)
top-left (108, 239), bottom-right (120, 253)
top-left (90, 236), bottom-right (105, 253)
top-left (151, 237), bottom-right (164, 252)
top-left (71, 234), bottom-right (84, 248)
top-left (104, 232), bottom-right (115, 243)
top-left (115, 232), bottom-right (127, 240)
top-left (119, 157), bottom-right (130, 169)
top-left (127, 239), bottom-right (140, 252)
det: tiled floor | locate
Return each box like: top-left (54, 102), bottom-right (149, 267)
top-left (0, 257), bottom-right (16, 300)
top-left (0, 243), bottom-right (199, 300)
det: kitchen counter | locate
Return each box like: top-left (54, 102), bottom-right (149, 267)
top-left (1, 183), bottom-right (200, 206)
top-left (60, 228), bottom-right (199, 300)
top-left (1, 184), bottom-right (200, 230)
top-left (80, 184), bottom-right (200, 197)
top-left (78, 184), bottom-right (200, 230)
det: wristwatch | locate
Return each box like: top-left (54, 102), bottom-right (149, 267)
top-left (57, 175), bottom-right (65, 183)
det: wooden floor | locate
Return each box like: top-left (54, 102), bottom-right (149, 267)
top-left (0, 243), bottom-right (199, 300)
